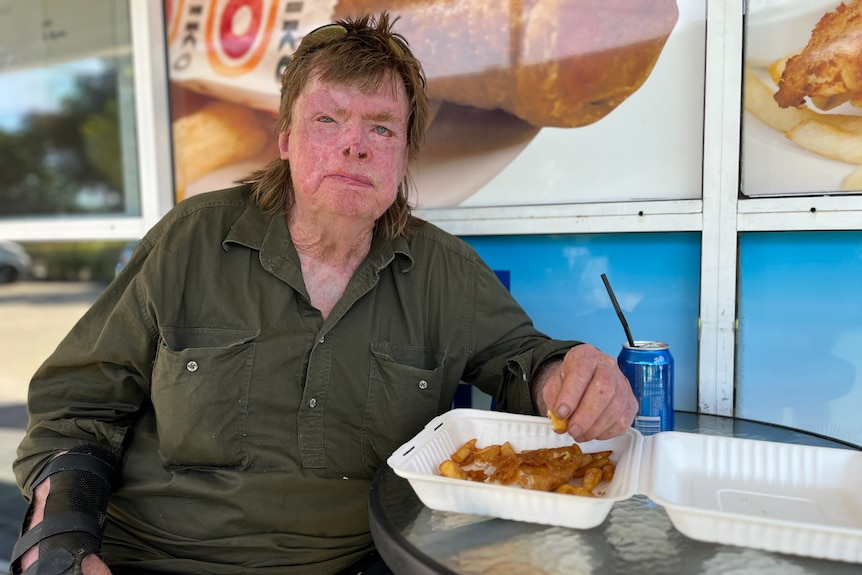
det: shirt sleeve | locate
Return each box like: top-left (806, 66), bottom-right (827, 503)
top-left (459, 252), bottom-right (581, 415)
top-left (13, 241), bottom-right (156, 496)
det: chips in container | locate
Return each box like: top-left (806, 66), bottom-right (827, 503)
top-left (387, 408), bottom-right (862, 564)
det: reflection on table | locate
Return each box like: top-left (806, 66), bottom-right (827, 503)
top-left (369, 411), bottom-right (861, 575)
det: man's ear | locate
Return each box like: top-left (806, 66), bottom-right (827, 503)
top-left (277, 131), bottom-right (290, 160)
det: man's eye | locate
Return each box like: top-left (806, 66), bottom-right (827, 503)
top-left (373, 125), bottom-right (392, 136)
top-left (318, 116), bottom-right (334, 123)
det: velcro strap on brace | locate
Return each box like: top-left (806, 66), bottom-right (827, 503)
top-left (20, 549), bottom-right (75, 575)
top-left (10, 445), bottom-right (119, 575)
top-left (11, 512), bottom-right (102, 567)
top-left (29, 453), bottom-right (118, 495)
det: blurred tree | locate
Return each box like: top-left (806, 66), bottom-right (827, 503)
top-left (0, 62), bottom-right (125, 217)
top-left (83, 98), bottom-right (123, 193)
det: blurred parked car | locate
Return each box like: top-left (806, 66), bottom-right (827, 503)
top-left (0, 241), bottom-right (32, 283)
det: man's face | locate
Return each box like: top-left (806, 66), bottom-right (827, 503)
top-left (279, 72), bottom-right (410, 224)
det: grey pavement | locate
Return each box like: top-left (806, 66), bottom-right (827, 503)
top-left (0, 280), bottom-right (106, 408)
top-left (0, 279), bottom-right (106, 446)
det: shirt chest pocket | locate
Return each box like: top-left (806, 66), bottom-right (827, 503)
top-left (152, 327), bottom-right (259, 469)
top-left (362, 343), bottom-right (446, 474)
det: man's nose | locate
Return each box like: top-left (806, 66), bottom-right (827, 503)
top-left (342, 144), bottom-right (368, 159)
top-left (341, 125), bottom-right (368, 159)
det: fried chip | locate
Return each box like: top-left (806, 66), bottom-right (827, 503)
top-left (439, 459), bottom-right (468, 480)
top-left (451, 438), bottom-right (478, 463)
top-left (546, 409), bottom-right (569, 433)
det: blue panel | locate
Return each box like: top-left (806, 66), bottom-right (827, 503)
top-left (738, 232), bottom-right (862, 446)
top-left (462, 233), bottom-right (701, 412)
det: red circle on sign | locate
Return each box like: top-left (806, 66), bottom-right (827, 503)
top-left (219, 0), bottom-right (263, 60)
top-left (206, 0), bottom-right (278, 76)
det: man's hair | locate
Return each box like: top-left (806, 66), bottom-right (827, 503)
top-left (243, 12), bottom-right (429, 239)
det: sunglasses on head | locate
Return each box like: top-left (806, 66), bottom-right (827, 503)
top-left (303, 22), bottom-right (407, 58)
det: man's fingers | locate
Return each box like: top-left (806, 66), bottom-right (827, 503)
top-left (567, 368), bottom-right (618, 439)
top-left (548, 345), bottom-right (601, 419)
top-left (547, 345), bottom-right (636, 441)
top-left (574, 385), bottom-right (639, 441)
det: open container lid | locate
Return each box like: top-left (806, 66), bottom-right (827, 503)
top-left (387, 408), bottom-right (862, 564)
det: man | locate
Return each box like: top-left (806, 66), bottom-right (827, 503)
top-left (12, 13), bottom-right (636, 575)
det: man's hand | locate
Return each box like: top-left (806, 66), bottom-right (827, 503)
top-left (81, 554), bottom-right (113, 575)
top-left (20, 478), bottom-right (114, 574)
top-left (533, 345), bottom-right (637, 442)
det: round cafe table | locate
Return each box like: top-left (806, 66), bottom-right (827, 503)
top-left (368, 411), bottom-right (861, 575)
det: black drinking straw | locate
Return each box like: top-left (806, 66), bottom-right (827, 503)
top-left (601, 273), bottom-right (636, 348)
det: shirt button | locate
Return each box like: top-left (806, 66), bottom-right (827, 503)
top-left (418, 380), bottom-right (428, 390)
top-left (309, 398), bottom-right (317, 408)
top-left (186, 361), bottom-right (198, 372)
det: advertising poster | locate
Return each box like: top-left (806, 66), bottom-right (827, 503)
top-left (743, 0), bottom-right (862, 196)
top-left (164, 0), bottom-right (706, 208)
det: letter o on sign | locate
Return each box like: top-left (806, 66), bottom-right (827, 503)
top-left (206, 0), bottom-right (278, 76)
top-left (219, 0), bottom-right (262, 59)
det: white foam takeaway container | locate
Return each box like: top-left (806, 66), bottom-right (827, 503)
top-left (387, 408), bottom-right (862, 564)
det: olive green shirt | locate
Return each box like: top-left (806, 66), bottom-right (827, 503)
top-left (14, 185), bottom-right (579, 574)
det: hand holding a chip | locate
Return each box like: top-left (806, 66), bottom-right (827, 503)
top-left (532, 345), bottom-right (637, 442)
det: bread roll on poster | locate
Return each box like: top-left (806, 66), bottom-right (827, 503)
top-left (171, 100), bottom-right (271, 201)
top-left (333, 0), bottom-right (680, 127)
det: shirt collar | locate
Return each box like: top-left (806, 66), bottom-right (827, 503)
top-left (222, 201), bottom-right (415, 276)
top-left (221, 201), bottom-right (273, 253)
top-left (368, 230), bottom-right (414, 274)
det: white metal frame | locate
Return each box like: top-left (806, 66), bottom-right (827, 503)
top-left (696, 0), bottom-right (742, 416)
top-left (416, 0), bottom-right (862, 416)
top-left (0, 0), bottom-right (175, 242)
top-left (414, 200), bottom-right (703, 236)
top-left (738, 195), bottom-right (862, 231)
top-left (129, 0), bottom-right (175, 234)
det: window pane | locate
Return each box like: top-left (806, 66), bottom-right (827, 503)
top-left (737, 232), bottom-right (862, 445)
top-left (0, 0), bottom-right (140, 220)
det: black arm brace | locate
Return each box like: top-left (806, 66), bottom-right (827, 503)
top-left (10, 445), bottom-right (119, 575)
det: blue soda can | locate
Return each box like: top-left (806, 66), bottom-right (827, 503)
top-left (617, 341), bottom-right (674, 435)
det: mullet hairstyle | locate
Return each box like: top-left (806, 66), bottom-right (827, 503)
top-left (242, 12), bottom-right (429, 240)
